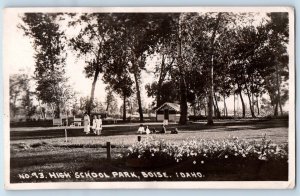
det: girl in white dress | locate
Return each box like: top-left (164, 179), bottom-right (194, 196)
top-left (92, 115), bottom-right (97, 134)
top-left (95, 115), bottom-right (102, 135)
top-left (83, 113), bottom-right (90, 134)
top-left (145, 125), bottom-right (151, 135)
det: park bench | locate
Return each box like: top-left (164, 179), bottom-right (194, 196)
top-left (53, 118), bottom-right (63, 126)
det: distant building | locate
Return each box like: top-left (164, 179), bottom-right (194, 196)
top-left (155, 102), bottom-right (180, 122)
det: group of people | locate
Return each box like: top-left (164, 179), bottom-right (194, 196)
top-left (83, 113), bottom-right (179, 136)
top-left (137, 124), bottom-right (178, 135)
top-left (83, 113), bottom-right (102, 135)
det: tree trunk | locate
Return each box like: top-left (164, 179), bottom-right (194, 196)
top-left (207, 13), bottom-right (222, 125)
top-left (133, 70), bottom-right (144, 122)
top-left (276, 62), bottom-right (283, 116)
top-left (245, 86), bottom-right (255, 118)
top-left (238, 90), bottom-right (246, 118)
top-left (204, 97), bottom-right (207, 116)
top-left (198, 99), bottom-right (202, 116)
top-left (256, 96), bottom-right (260, 116)
top-left (179, 74), bottom-right (188, 125)
top-left (87, 68), bottom-right (100, 115)
top-left (274, 102), bottom-right (278, 116)
top-left (213, 92), bottom-right (220, 118)
top-left (123, 95), bottom-right (126, 121)
top-left (246, 92), bottom-right (255, 118)
top-left (55, 101), bottom-right (60, 118)
top-left (177, 15), bottom-right (188, 125)
top-left (223, 94), bottom-right (228, 117)
top-left (234, 93), bottom-right (236, 118)
top-left (156, 55), bottom-right (165, 107)
top-left (207, 55), bottom-right (214, 125)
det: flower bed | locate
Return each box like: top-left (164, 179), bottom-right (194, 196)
top-left (121, 135), bottom-right (288, 169)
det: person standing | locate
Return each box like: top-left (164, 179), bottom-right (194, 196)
top-left (92, 115), bottom-right (97, 134)
top-left (95, 115), bottom-right (102, 135)
top-left (83, 113), bottom-right (90, 134)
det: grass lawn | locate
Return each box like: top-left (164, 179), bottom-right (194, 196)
top-left (10, 118), bottom-right (289, 183)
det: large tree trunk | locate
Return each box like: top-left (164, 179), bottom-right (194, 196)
top-left (274, 102), bottom-right (278, 116)
top-left (213, 92), bottom-right (220, 118)
top-left (179, 74), bottom-right (188, 125)
top-left (55, 101), bottom-right (60, 118)
top-left (177, 15), bottom-right (188, 125)
top-left (207, 13), bottom-right (222, 125)
top-left (123, 95), bottom-right (127, 121)
top-left (238, 90), bottom-right (246, 118)
top-left (246, 93), bottom-right (256, 118)
top-left (133, 70), bottom-right (144, 122)
top-left (87, 68), bottom-right (100, 115)
top-left (207, 62), bottom-right (214, 124)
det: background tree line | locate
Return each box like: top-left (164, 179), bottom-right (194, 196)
top-left (11, 12), bottom-right (289, 124)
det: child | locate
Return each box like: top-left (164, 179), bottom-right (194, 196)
top-left (95, 115), bottom-right (102, 135)
top-left (145, 125), bottom-right (151, 135)
top-left (137, 124), bottom-right (145, 134)
top-left (171, 128), bottom-right (179, 134)
top-left (151, 128), bottom-right (156, 134)
top-left (92, 115), bottom-right (97, 134)
top-left (160, 124), bottom-right (166, 134)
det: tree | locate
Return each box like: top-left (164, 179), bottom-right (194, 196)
top-left (104, 87), bottom-right (119, 116)
top-left (68, 13), bottom-right (112, 115)
top-left (146, 80), bottom-right (179, 107)
top-left (20, 13), bottom-right (69, 118)
top-left (103, 50), bottom-right (134, 121)
top-left (110, 13), bottom-right (172, 122)
top-left (9, 73), bottom-right (33, 118)
top-left (265, 12), bottom-right (289, 116)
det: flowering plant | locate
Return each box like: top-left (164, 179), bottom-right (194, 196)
top-left (121, 134), bottom-right (288, 164)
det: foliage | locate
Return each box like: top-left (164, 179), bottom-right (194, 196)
top-left (9, 73), bottom-right (36, 118)
top-left (20, 13), bottom-right (72, 118)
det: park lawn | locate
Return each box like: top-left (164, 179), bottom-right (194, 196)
top-left (10, 118), bottom-right (289, 182)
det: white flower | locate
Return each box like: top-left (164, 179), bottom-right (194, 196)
top-left (201, 160), bottom-right (204, 164)
top-left (193, 161), bottom-right (196, 164)
top-left (225, 155), bottom-right (228, 159)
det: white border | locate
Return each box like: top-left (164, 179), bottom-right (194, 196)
top-left (3, 6), bottom-right (295, 190)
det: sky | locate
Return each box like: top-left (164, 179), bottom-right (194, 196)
top-left (4, 10), bottom-right (289, 113)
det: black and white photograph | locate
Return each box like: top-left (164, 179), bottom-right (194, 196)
top-left (3, 7), bottom-right (295, 189)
